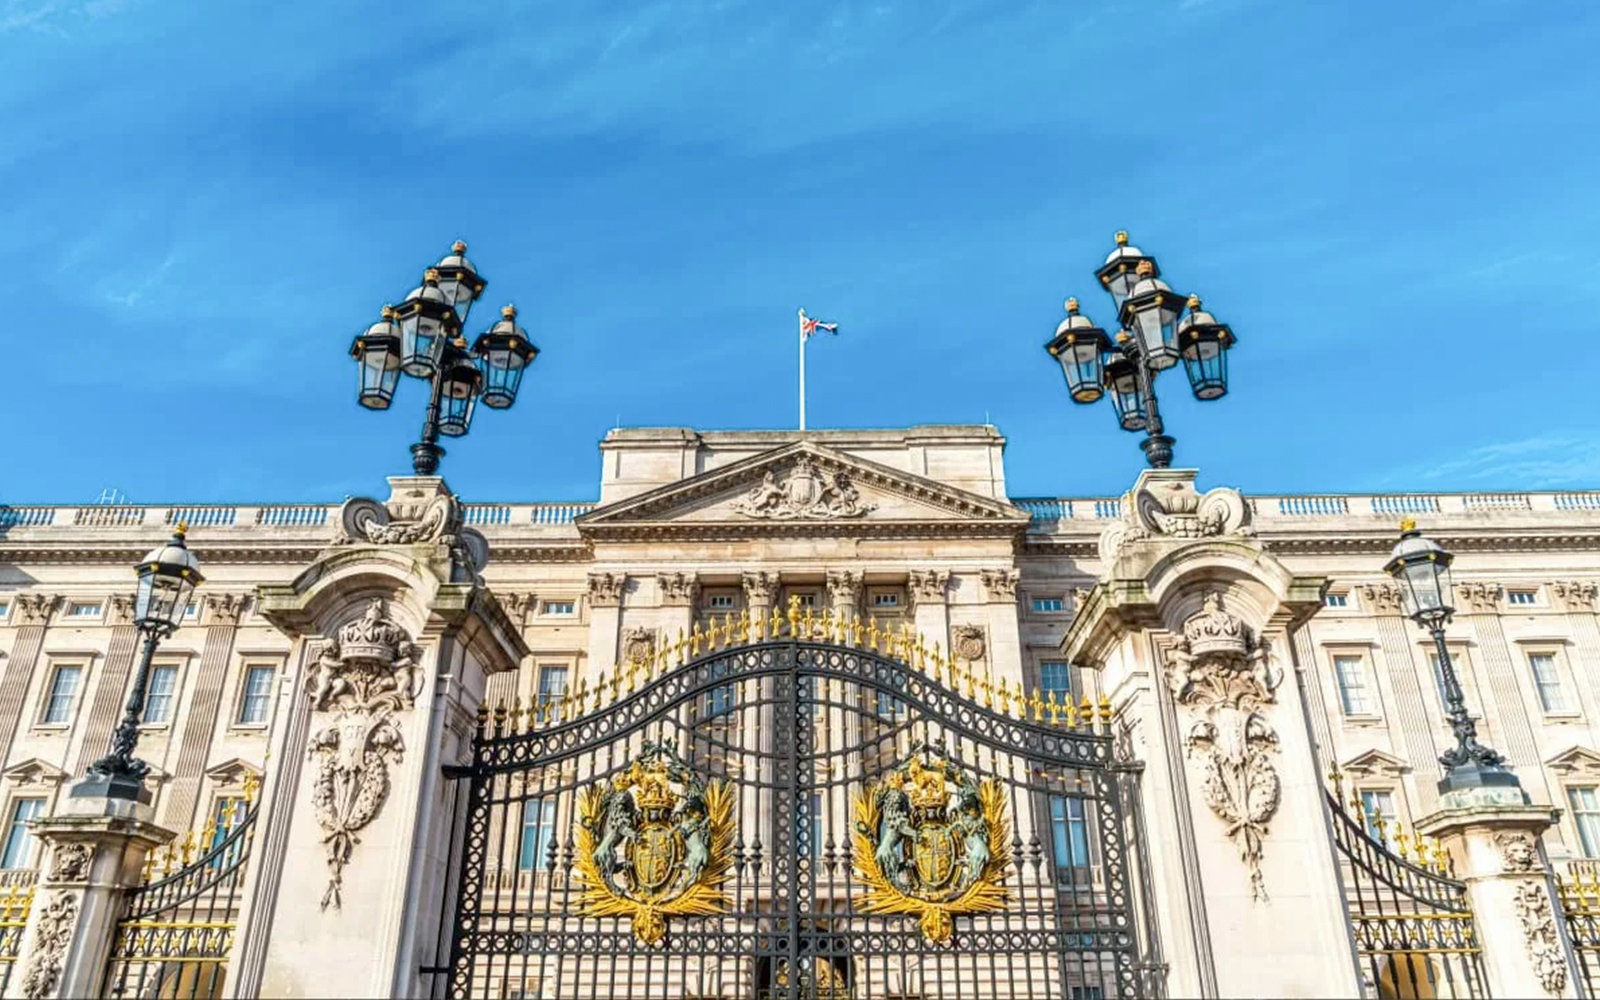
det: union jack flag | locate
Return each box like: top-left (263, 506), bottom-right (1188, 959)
top-left (800, 312), bottom-right (839, 341)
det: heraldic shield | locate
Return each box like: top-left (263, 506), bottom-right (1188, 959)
top-left (852, 743), bottom-right (1012, 944)
top-left (574, 742), bottom-right (735, 944)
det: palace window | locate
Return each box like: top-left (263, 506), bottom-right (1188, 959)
top-left (1359, 789), bottom-right (1398, 846)
top-left (206, 796), bottom-right (249, 869)
top-left (1049, 795), bottom-right (1091, 880)
top-left (65, 601), bottom-right (100, 619)
top-left (1324, 591), bottom-right (1349, 608)
top-left (519, 798), bottom-right (558, 871)
top-left (1070, 988), bottom-right (1106, 1000)
top-left (1332, 655), bottom-right (1373, 716)
top-left (872, 592), bottom-right (900, 608)
top-left (875, 690), bottom-right (906, 718)
top-left (706, 593), bottom-right (737, 610)
top-left (0, 599), bottom-right (9, 618)
top-left (1031, 597), bottom-right (1065, 613)
top-left (705, 660), bottom-right (736, 719)
top-left (183, 601), bottom-right (201, 621)
top-left (237, 665), bottom-right (275, 725)
top-left (536, 665), bottom-right (569, 711)
top-left (792, 592), bottom-right (819, 608)
top-left (41, 664), bottom-right (83, 725)
top-left (1039, 661), bottom-right (1072, 703)
top-left (142, 664), bottom-right (179, 725)
top-left (541, 601), bottom-right (575, 616)
top-left (1528, 652), bottom-right (1569, 713)
top-left (1569, 787), bottom-right (1600, 858)
top-left (797, 793), bottom-right (825, 857)
top-left (1506, 589), bottom-right (1540, 607)
top-left (0, 799), bottom-right (44, 869)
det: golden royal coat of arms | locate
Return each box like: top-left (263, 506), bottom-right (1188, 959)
top-left (574, 743), bottom-right (734, 944)
top-left (852, 745), bottom-right (1012, 944)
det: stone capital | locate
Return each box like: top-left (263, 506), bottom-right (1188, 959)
top-left (740, 571), bottom-right (777, 607)
top-left (1357, 582), bottom-right (1403, 616)
top-left (908, 570), bottom-right (951, 609)
top-left (12, 593), bottom-right (58, 627)
top-left (587, 572), bottom-right (626, 608)
top-left (976, 569), bottom-right (1017, 604)
top-left (657, 572), bottom-right (699, 607)
top-left (1455, 581), bottom-right (1504, 615)
top-left (1551, 580), bottom-right (1598, 613)
top-left (825, 570), bottom-right (863, 608)
top-left (203, 592), bottom-right (249, 626)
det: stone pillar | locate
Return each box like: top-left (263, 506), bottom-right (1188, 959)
top-left (657, 571), bottom-right (700, 644)
top-left (0, 595), bottom-right (57, 766)
top-left (1416, 787), bottom-right (1582, 998)
top-left (977, 568), bottom-right (1023, 691)
top-left (584, 571), bottom-right (626, 688)
top-left (1061, 468), bottom-right (1361, 998)
top-left (229, 476), bottom-right (528, 999)
top-left (161, 592), bottom-right (249, 829)
top-left (825, 570), bottom-right (862, 623)
top-left (908, 570), bottom-right (950, 649)
top-left (4, 795), bottom-right (172, 999)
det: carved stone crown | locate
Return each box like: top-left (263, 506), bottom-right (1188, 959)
top-left (1183, 592), bottom-right (1249, 658)
top-left (338, 599), bottom-right (408, 663)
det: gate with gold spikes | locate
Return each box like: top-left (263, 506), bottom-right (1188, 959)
top-left (101, 779), bottom-right (261, 999)
top-left (1325, 769), bottom-right (1488, 998)
top-left (0, 871), bottom-right (36, 994)
top-left (430, 598), bottom-right (1162, 999)
top-left (1556, 868), bottom-right (1600, 997)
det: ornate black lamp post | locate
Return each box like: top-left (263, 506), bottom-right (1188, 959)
top-left (74, 525), bottom-right (204, 803)
top-left (1045, 232), bottom-right (1237, 469)
top-left (349, 242), bottom-right (539, 475)
top-left (1385, 517), bottom-right (1521, 794)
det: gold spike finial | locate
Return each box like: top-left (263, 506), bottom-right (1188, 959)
top-left (1400, 516), bottom-right (1417, 532)
top-left (451, 240), bottom-right (467, 254)
top-left (174, 520), bottom-right (189, 537)
top-left (502, 304), bottom-right (517, 319)
top-left (424, 267), bottom-right (441, 282)
top-left (1187, 294), bottom-right (1201, 309)
top-left (1065, 297), bottom-right (1079, 314)
top-left (1115, 231), bottom-right (1129, 246)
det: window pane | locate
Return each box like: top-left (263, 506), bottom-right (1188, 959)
top-left (1, 799), bottom-right (44, 868)
top-left (1040, 662), bottom-right (1072, 701)
top-left (537, 667), bottom-right (569, 707)
top-left (239, 666), bottom-right (274, 724)
top-left (1049, 795), bottom-right (1090, 875)
top-left (1570, 787), bottom-right (1600, 858)
top-left (1360, 790), bottom-right (1396, 845)
top-left (44, 666), bottom-right (82, 724)
top-left (143, 665), bottom-right (178, 724)
top-left (519, 799), bottom-right (557, 870)
top-left (1529, 654), bottom-right (1567, 712)
top-left (1333, 656), bottom-right (1370, 716)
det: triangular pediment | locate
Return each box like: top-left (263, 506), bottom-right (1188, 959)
top-left (205, 758), bottom-right (264, 789)
top-left (577, 442), bottom-right (1030, 539)
top-left (1340, 748), bottom-right (1410, 779)
top-left (1546, 745), bottom-right (1600, 779)
top-left (1, 758), bottom-right (67, 786)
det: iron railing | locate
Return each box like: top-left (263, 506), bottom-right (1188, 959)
top-left (0, 871), bottom-right (37, 995)
top-left (1557, 869), bottom-right (1600, 997)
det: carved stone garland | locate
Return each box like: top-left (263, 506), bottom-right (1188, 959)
top-left (1497, 832), bottom-right (1569, 996)
top-left (731, 456), bottom-right (874, 520)
top-left (950, 624), bottom-right (986, 662)
top-left (1164, 592), bottom-right (1281, 902)
top-left (20, 891), bottom-right (77, 999)
top-left (304, 598), bottom-right (422, 911)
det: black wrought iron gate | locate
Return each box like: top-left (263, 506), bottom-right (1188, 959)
top-left (435, 620), bottom-right (1154, 1000)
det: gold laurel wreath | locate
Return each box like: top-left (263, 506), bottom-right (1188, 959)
top-left (573, 777), bottom-right (735, 944)
top-left (851, 777), bottom-right (1012, 944)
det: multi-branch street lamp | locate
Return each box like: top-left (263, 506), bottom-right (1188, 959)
top-left (1384, 518), bottom-right (1521, 795)
top-left (75, 525), bottom-right (204, 804)
top-left (349, 242), bottom-right (539, 475)
top-left (1046, 232), bottom-right (1237, 469)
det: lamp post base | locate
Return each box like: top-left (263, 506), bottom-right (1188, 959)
top-left (1140, 434), bottom-right (1175, 469)
top-left (411, 441), bottom-right (446, 476)
top-left (70, 773), bottom-right (154, 805)
top-left (1437, 761), bottom-right (1524, 798)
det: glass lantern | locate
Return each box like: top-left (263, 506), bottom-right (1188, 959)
top-left (134, 525), bottom-right (204, 632)
top-left (350, 308), bottom-right (403, 410)
top-left (394, 270), bottom-right (458, 377)
top-left (1102, 340), bottom-right (1146, 431)
top-left (437, 353), bottom-right (484, 437)
top-left (1094, 231), bottom-right (1158, 313)
top-left (1384, 520), bottom-right (1456, 621)
top-left (433, 241), bottom-right (488, 327)
top-left (1177, 296), bottom-right (1234, 401)
top-left (1120, 261), bottom-right (1183, 371)
top-left (472, 305), bottom-right (539, 409)
top-left (1046, 298), bottom-right (1109, 403)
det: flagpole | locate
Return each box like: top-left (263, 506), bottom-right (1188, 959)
top-left (798, 307), bottom-right (807, 433)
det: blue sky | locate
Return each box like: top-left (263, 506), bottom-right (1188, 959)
top-left (3, 0), bottom-right (1598, 504)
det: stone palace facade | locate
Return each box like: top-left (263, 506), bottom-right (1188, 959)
top-left (1, 424), bottom-right (1598, 999)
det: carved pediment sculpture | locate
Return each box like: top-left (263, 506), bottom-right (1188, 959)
top-left (1098, 474), bottom-right (1252, 563)
top-left (337, 487), bottom-right (488, 582)
top-left (731, 455), bottom-right (875, 520)
top-left (1164, 592), bottom-right (1282, 903)
top-left (304, 598), bottom-right (423, 911)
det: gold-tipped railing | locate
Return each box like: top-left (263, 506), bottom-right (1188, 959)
top-left (139, 773), bottom-right (260, 884)
top-left (1557, 868), bottom-right (1600, 994)
top-left (1327, 765), bottom-right (1455, 876)
top-left (0, 875), bottom-right (35, 994)
top-left (479, 595), bottom-right (1113, 739)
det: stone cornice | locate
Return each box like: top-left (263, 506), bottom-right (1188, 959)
top-left (1021, 528), bottom-right (1600, 559)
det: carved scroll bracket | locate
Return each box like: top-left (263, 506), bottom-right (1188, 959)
top-left (1164, 591), bottom-right (1281, 903)
top-left (1098, 471), bottom-right (1252, 564)
top-left (304, 597), bottom-right (423, 911)
top-left (336, 480), bottom-right (488, 582)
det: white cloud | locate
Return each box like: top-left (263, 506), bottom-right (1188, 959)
top-left (1382, 435), bottom-right (1600, 490)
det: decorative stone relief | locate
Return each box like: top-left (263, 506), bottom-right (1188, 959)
top-left (1455, 582), bottom-right (1503, 614)
top-left (908, 571), bottom-right (950, 609)
top-left (979, 569), bottom-right (1019, 604)
top-left (826, 571), bottom-right (863, 608)
top-left (1098, 476), bottom-right (1252, 562)
top-left (21, 891), bottom-right (77, 999)
top-left (622, 627), bottom-right (656, 665)
top-left (588, 573), bottom-right (626, 608)
top-left (12, 594), bottom-right (57, 627)
top-left (1164, 592), bottom-right (1281, 902)
top-left (740, 572), bottom-right (777, 607)
top-left (47, 844), bottom-right (92, 882)
top-left (1496, 831), bottom-right (1540, 873)
top-left (1552, 580), bottom-right (1599, 613)
top-left (659, 572), bottom-right (700, 607)
top-left (731, 456), bottom-right (875, 520)
top-left (1512, 880), bottom-right (1569, 995)
top-left (203, 593), bottom-right (248, 626)
top-left (1357, 583), bottom-right (1403, 616)
top-left (337, 486), bottom-right (488, 580)
top-left (951, 624), bottom-right (986, 662)
top-left (499, 592), bottom-right (536, 621)
top-left (304, 598), bottom-right (422, 911)
top-left (106, 593), bottom-right (136, 626)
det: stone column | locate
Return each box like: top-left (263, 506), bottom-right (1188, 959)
top-left (1416, 786), bottom-right (1582, 998)
top-left (1061, 468), bottom-right (1361, 998)
top-left (229, 476), bottom-right (528, 999)
top-left (0, 595), bottom-right (57, 766)
top-left (908, 570), bottom-right (950, 655)
top-left (160, 592), bottom-right (249, 829)
top-left (977, 568), bottom-right (1023, 691)
top-left (825, 570), bottom-right (862, 623)
top-left (1358, 582), bottom-right (1447, 812)
top-left (4, 794), bottom-right (172, 999)
top-left (584, 572), bottom-right (626, 685)
top-left (742, 571), bottom-right (777, 869)
top-left (657, 571), bottom-right (700, 646)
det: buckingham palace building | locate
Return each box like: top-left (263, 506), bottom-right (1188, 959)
top-left (1, 422), bottom-right (1599, 999)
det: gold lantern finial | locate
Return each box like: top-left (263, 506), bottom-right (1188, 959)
top-left (1400, 516), bottom-right (1417, 532)
top-left (451, 240), bottom-right (467, 254)
top-left (1114, 231), bottom-right (1129, 246)
top-left (1065, 297), bottom-right (1079, 314)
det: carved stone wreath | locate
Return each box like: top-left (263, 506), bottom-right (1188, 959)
top-left (21, 891), bottom-right (77, 999)
top-left (304, 598), bottom-right (422, 911)
top-left (1164, 592), bottom-right (1281, 903)
top-left (622, 626), bottom-right (657, 665)
top-left (1513, 880), bottom-right (1569, 995)
top-left (950, 624), bottom-right (986, 662)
